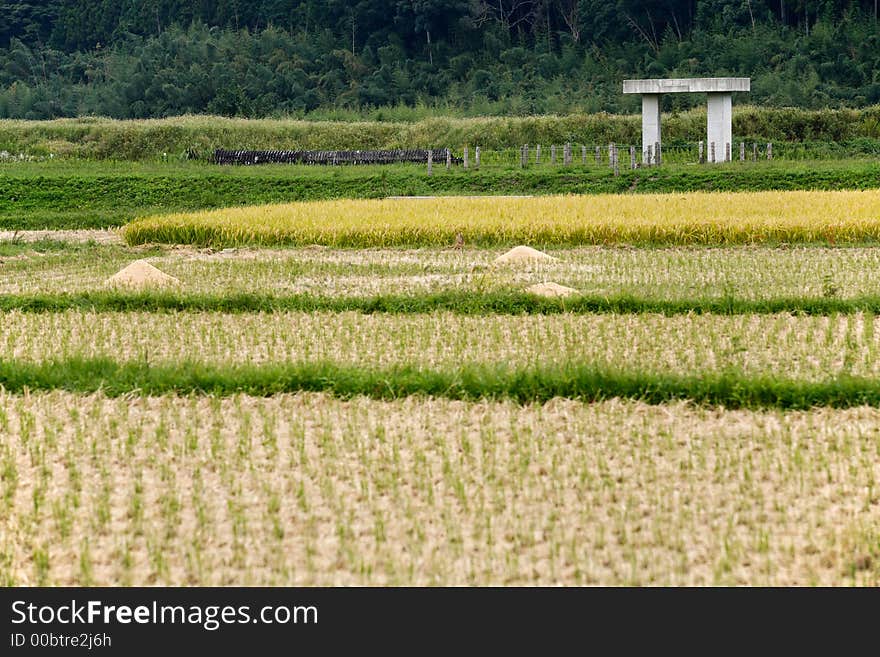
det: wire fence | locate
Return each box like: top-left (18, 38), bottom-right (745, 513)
top-left (215, 139), bottom-right (879, 172)
top-left (445, 140), bottom-right (880, 168)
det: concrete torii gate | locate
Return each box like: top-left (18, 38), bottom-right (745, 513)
top-left (622, 77), bottom-right (750, 162)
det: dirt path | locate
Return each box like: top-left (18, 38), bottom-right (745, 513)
top-left (0, 229), bottom-right (123, 244)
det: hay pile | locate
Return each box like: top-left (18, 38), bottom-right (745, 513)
top-left (492, 245), bottom-right (557, 265)
top-left (105, 260), bottom-right (180, 289)
top-left (525, 282), bottom-right (579, 298)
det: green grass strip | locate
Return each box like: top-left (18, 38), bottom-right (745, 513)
top-left (2, 358), bottom-right (880, 409)
top-left (1, 290), bottom-right (880, 316)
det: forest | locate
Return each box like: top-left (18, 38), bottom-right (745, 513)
top-left (1, 1), bottom-right (879, 119)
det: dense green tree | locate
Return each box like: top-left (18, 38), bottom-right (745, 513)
top-left (1, 0), bottom-right (879, 118)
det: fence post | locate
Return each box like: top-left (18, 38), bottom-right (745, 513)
top-left (725, 142), bottom-right (730, 162)
top-left (582, 145), bottom-right (587, 164)
top-left (613, 145), bottom-right (620, 177)
top-left (752, 142), bottom-right (757, 162)
top-left (646, 144), bottom-right (653, 166)
top-left (536, 144), bottom-right (541, 164)
top-left (767, 142), bottom-right (773, 160)
top-left (595, 145), bottom-right (601, 163)
top-left (608, 143), bottom-right (614, 168)
top-left (446, 148), bottom-right (452, 170)
top-left (710, 142), bottom-right (716, 164)
top-left (629, 145), bottom-right (636, 169)
top-left (699, 140), bottom-right (704, 164)
top-left (550, 145), bottom-right (556, 165)
top-left (463, 146), bottom-right (469, 169)
top-left (654, 141), bottom-right (661, 166)
top-left (566, 142), bottom-right (572, 165)
top-left (740, 141), bottom-right (745, 162)
top-left (475, 146), bottom-right (480, 169)
top-left (427, 149), bottom-right (433, 176)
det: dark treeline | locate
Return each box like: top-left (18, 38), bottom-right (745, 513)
top-left (2, 1), bottom-right (880, 119)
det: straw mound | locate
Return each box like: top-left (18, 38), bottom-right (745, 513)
top-left (492, 245), bottom-right (557, 265)
top-left (525, 282), bottom-right (579, 298)
top-left (105, 260), bottom-right (180, 288)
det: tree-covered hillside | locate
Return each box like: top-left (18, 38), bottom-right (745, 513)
top-left (1, 1), bottom-right (879, 119)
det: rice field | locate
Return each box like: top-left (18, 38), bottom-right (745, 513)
top-left (1, 392), bottom-right (878, 586)
top-left (123, 191), bottom-right (880, 247)
top-left (5, 242), bottom-right (880, 301)
top-left (1, 310), bottom-right (878, 382)
top-left (4, 189), bottom-right (880, 586)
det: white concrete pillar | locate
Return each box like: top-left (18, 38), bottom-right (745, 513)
top-left (641, 94), bottom-right (661, 163)
top-left (707, 92), bottom-right (732, 162)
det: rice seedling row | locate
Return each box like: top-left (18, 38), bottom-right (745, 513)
top-left (1, 311), bottom-right (879, 385)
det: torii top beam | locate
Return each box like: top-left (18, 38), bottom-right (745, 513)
top-left (623, 78), bottom-right (750, 94)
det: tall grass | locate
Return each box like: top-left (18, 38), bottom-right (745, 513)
top-left (2, 106), bottom-right (880, 159)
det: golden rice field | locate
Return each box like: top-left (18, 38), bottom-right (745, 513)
top-left (123, 190), bottom-right (880, 247)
